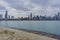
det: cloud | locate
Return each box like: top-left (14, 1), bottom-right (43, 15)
top-left (0, 0), bottom-right (60, 18)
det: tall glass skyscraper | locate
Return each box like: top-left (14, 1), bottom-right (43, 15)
top-left (30, 12), bottom-right (32, 19)
top-left (5, 11), bottom-right (8, 19)
top-left (0, 14), bottom-right (3, 19)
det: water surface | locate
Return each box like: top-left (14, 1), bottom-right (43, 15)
top-left (0, 21), bottom-right (60, 35)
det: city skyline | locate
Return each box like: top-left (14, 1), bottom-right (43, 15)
top-left (0, 10), bottom-right (60, 20)
top-left (0, 0), bottom-right (60, 18)
top-left (0, 10), bottom-right (60, 18)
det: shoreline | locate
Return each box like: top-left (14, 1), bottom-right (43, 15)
top-left (8, 27), bottom-right (60, 40)
top-left (1, 20), bottom-right (60, 21)
top-left (0, 27), bottom-right (58, 40)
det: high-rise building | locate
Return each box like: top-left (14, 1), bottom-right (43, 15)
top-left (8, 15), bottom-right (10, 19)
top-left (29, 12), bottom-right (32, 19)
top-left (5, 10), bottom-right (8, 19)
top-left (0, 14), bottom-right (3, 19)
top-left (11, 16), bottom-right (14, 19)
top-left (57, 12), bottom-right (60, 19)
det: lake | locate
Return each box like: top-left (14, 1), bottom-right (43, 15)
top-left (0, 21), bottom-right (60, 35)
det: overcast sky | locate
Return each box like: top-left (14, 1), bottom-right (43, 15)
top-left (0, 0), bottom-right (60, 18)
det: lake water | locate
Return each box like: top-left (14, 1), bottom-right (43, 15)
top-left (0, 21), bottom-right (60, 35)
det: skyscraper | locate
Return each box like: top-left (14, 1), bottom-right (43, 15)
top-left (30, 12), bottom-right (32, 19)
top-left (11, 16), bottom-right (14, 19)
top-left (57, 12), bottom-right (60, 19)
top-left (5, 10), bottom-right (8, 19)
top-left (0, 14), bottom-right (3, 19)
top-left (8, 15), bottom-right (10, 19)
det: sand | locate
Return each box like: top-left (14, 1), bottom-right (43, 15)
top-left (0, 27), bottom-right (58, 40)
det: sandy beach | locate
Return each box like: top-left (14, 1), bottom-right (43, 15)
top-left (0, 27), bottom-right (58, 40)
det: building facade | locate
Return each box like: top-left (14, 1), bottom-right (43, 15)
top-left (5, 11), bottom-right (8, 19)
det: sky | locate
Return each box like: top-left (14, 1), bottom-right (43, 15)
top-left (0, 0), bottom-right (60, 18)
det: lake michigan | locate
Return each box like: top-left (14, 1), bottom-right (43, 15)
top-left (0, 21), bottom-right (60, 35)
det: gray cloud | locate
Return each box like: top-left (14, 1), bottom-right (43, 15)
top-left (4, 0), bottom-right (31, 11)
top-left (0, 0), bottom-right (60, 17)
top-left (3, 0), bottom-right (60, 9)
top-left (0, 5), bottom-right (6, 10)
top-left (30, 0), bottom-right (49, 6)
